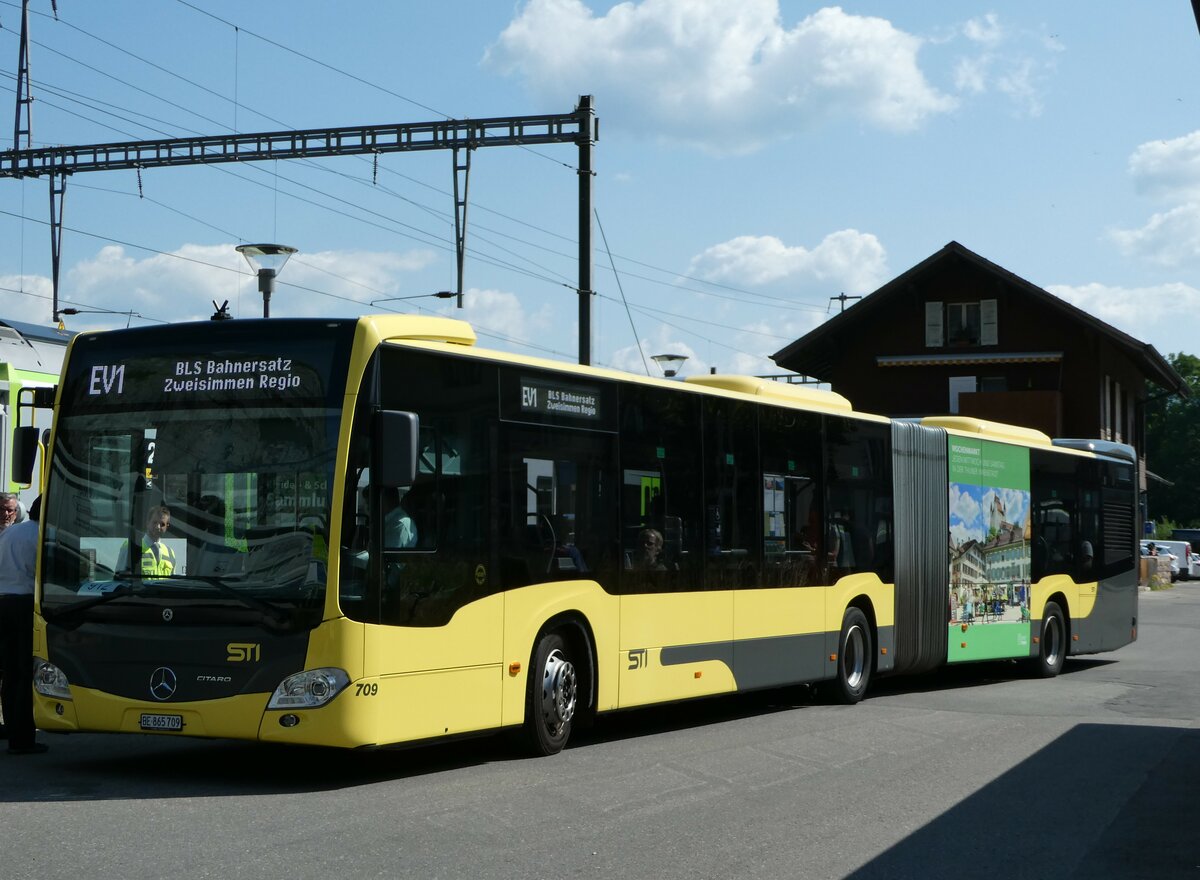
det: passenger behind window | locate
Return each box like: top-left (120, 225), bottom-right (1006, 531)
top-left (381, 486), bottom-right (418, 550)
top-left (548, 515), bottom-right (586, 574)
top-left (626, 528), bottom-right (668, 571)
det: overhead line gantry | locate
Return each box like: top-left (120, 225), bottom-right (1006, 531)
top-left (3, 2), bottom-right (598, 362)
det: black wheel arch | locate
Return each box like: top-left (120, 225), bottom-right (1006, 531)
top-left (848, 595), bottom-right (879, 675)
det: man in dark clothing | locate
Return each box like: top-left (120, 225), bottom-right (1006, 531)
top-left (0, 495), bottom-right (47, 754)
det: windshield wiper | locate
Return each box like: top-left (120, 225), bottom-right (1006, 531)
top-left (185, 576), bottom-right (294, 629)
top-left (42, 581), bottom-right (144, 626)
top-left (44, 576), bottom-right (300, 632)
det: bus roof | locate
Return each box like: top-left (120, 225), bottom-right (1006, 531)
top-left (0, 318), bottom-right (75, 376)
top-left (921, 415), bottom-right (1054, 447)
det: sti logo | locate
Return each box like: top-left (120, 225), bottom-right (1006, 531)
top-left (88, 364), bottom-right (125, 396)
top-left (226, 643), bottom-right (261, 662)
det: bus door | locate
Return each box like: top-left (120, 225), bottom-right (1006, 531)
top-left (496, 425), bottom-right (616, 590)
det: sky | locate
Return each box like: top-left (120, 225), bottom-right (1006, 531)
top-left (2, 1), bottom-right (1200, 382)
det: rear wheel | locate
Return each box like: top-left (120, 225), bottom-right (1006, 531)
top-left (522, 632), bottom-right (577, 756)
top-left (1036, 601), bottom-right (1066, 678)
top-left (830, 607), bottom-right (872, 704)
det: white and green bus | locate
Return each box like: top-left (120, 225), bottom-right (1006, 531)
top-left (27, 315), bottom-right (1138, 753)
top-left (2, 318), bottom-right (73, 510)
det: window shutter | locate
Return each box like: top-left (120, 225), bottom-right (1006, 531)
top-left (925, 301), bottom-right (944, 347)
top-left (980, 299), bottom-right (998, 345)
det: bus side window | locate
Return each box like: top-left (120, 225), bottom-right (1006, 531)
top-left (702, 397), bottom-right (758, 590)
top-left (498, 426), bottom-right (615, 589)
top-left (617, 384), bottom-right (702, 594)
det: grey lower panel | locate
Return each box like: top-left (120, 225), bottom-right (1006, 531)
top-left (660, 626), bottom-right (895, 691)
top-left (732, 633), bottom-right (827, 689)
top-left (1071, 575), bottom-right (1138, 655)
top-left (660, 642), bottom-right (734, 668)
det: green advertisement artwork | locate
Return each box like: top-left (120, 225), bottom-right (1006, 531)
top-left (947, 437), bottom-right (1032, 662)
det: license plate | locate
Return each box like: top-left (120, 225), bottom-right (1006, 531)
top-left (139, 713), bottom-right (184, 732)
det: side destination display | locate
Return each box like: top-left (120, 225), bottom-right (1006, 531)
top-left (947, 437), bottom-right (1032, 662)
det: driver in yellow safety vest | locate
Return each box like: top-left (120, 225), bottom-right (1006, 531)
top-left (116, 505), bottom-right (176, 576)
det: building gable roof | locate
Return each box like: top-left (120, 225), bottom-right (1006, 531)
top-left (771, 241), bottom-right (1187, 397)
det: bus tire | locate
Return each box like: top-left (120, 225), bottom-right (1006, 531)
top-left (1036, 601), bottom-right (1066, 678)
top-left (831, 607), bottom-right (872, 704)
top-left (522, 631), bottom-right (577, 756)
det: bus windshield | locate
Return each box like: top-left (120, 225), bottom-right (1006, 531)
top-left (38, 319), bottom-right (355, 630)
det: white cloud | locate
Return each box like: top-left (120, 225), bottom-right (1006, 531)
top-left (1109, 204), bottom-right (1200, 268)
top-left (949, 14), bottom-right (1054, 117)
top-left (687, 229), bottom-right (887, 292)
top-left (1046, 281), bottom-right (1200, 355)
top-left (995, 57), bottom-right (1045, 117)
top-left (0, 275), bottom-right (55, 326)
top-left (954, 57), bottom-right (987, 94)
top-left (1114, 131), bottom-right (1200, 274)
top-left (460, 286), bottom-right (557, 352)
top-left (486, 0), bottom-right (955, 151)
top-left (24, 243), bottom-right (439, 330)
top-left (963, 13), bottom-right (1004, 46)
top-left (1127, 131), bottom-right (1200, 203)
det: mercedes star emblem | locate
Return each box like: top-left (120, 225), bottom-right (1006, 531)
top-left (149, 666), bottom-right (178, 701)
top-left (162, 608), bottom-right (174, 622)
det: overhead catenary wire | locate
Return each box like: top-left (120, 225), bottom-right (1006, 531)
top-left (595, 209), bottom-right (648, 375)
top-left (0, 8), bottom-right (832, 317)
top-left (0, 2), bottom-right (835, 368)
top-left (0, 206), bottom-right (578, 358)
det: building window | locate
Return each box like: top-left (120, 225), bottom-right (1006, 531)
top-left (947, 303), bottom-right (981, 346)
top-left (925, 299), bottom-right (998, 348)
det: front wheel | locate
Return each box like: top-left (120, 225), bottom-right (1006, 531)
top-left (1035, 601), bottom-right (1066, 678)
top-left (830, 607), bottom-right (872, 704)
top-left (522, 632), bottom-right (577, 756)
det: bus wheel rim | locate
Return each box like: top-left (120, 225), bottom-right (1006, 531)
top-left (1045, 616), bottom-right (1061, 665)
top-left (844, 625), bottom-right (866, 689)
top-left (541, 648), bottom-right (577, 734)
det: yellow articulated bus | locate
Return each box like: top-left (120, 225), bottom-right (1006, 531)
top-left (27, 315), bottom-right (1138, 754)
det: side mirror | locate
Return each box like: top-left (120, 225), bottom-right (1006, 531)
top-left (377, 411), bottom-right (418, 488)
top-left (11, 425), bottom-right (38, 485)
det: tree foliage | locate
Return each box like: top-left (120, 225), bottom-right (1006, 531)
top-left (1145, 352), bottom-right (1200, 527)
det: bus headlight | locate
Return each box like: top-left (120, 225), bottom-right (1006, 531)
top-left (33, 659), bottom-right (73, 700)
top-left (267, 668), bottom-right (350, 709)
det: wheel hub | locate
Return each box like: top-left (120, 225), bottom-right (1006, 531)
top-left (541, 648), bottom-right (577, 733)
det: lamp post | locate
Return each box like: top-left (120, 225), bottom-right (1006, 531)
top-left (236, 243), bottom-right (297, 318)
top-left (651, 353), bottom-right (688, 378)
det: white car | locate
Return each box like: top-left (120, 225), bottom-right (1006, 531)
top-left (1153, 540), bottom-right (1193, 581)
top-left (1141, 541), bottom-right (1182, 582)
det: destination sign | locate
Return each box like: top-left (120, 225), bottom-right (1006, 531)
top-left (73, 356), bottom-right (321, 405)
top-left (62, 324), bottom-right (357, 411)
top-left (499, 369), bottom-right (616, 431)
top-left (519, 377), bottom-right (603, 422)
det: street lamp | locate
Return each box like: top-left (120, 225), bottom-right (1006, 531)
top-left (651, 353), bottom-right (688, 378)
top-left (236, 243), bottom-right (297, 318)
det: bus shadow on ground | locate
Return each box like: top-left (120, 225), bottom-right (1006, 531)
top-left (7, 690), bottom-right (817, 801)
top-left (1, 658), bottom-right (1116, 801)
top-left (868, 655), bottom-right (1117, 697)
top-left (845, 723), bottom-right (1200, 880)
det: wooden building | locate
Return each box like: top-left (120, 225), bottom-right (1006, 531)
top-left (771, 241), bottom-right (1187, 494)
